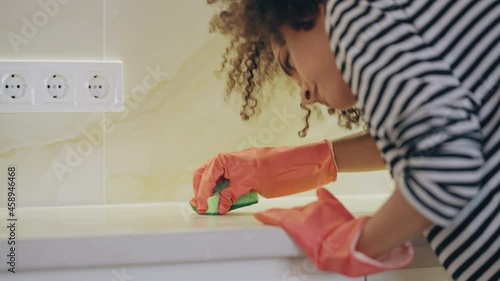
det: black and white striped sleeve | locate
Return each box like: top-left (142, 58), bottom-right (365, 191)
top-left (325, 0), bottom-right (485, 226)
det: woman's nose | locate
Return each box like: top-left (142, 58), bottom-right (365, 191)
top-left (300, 83), bottom-right (315, 105)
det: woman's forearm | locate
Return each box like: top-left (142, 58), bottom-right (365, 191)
top-left (331, 131), bottom-right (386, 172)
top-left (331, 133), bottom-right (431, 259)
top-left (356, 187), bottom-right (432, 258)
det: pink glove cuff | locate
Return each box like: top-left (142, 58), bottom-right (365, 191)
top-left (323, 139), bottom-right (339, 182)
top-left (351, 218), bottom-right (415, 269)
top-left (324, 139), bottom-right (338, 180)
top-left (316, 217), bottom-right (415, 277)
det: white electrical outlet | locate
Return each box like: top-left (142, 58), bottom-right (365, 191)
top-left (46, 74), bottom-right (69, 99)
top-left (4, 74), bottom-right (27, 99)
top-left (88, 74), bottom-right (108, 99)
top-left (40, 69), bottom-right (76, 105)
top-left (0, 60), bottom-right (123, 112)
top-left (0, 70), bottom-right (34, 106)
top-left (78, 67), bottom-right (121, 111)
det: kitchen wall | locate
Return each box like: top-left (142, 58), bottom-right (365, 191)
top-left (0, 0), bottom-right (394, 208)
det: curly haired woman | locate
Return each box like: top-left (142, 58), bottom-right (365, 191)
top-left (190, 1), bottom-right (500, 280)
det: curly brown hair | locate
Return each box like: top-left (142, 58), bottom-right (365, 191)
top-left (207, 0), bottom-right (364, 137)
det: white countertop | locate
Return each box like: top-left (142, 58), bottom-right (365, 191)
top-left (0, 194), bottom-right (439, 273)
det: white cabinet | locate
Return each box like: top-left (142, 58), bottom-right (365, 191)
top-left (368, 267), bottom-right (453, 281)
top-left (0, 258), bottom-right (364, 281)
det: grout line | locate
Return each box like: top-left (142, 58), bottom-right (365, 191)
top-left (102, 0), bottom-right (106, 60)
top-left (102, 111), bottom-right (106, 205)
top-left (102, 0), bottom-right (107, 204)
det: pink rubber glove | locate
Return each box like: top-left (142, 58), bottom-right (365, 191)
top-left (254, 188), bottom-right (415, 277)
top-left (191, 140), bottom-right (337, 214)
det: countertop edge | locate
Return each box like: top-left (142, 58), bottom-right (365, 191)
top-left (0, 224), bottom-right (438, 272)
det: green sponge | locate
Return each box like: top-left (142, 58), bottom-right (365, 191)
top-left (190, 179), bottom-right (258, 215)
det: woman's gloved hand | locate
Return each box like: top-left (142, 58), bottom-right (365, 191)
top-left (254, 188), bottom-right (415, 277)
top-left (191, 140), bottom-right (337, 214)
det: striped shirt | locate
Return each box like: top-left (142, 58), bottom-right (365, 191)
top-left (325, 0), bottom-right (500, 280)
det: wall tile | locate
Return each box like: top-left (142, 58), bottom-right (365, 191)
top-left (0, 0), bottom-right (103, 59)
top-left (0, 113), bottom-right (105, 207)
top-left (0, 0), bottom-right (105, 207)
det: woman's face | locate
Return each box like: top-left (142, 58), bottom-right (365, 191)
top-left (270, 4), bottom-right (355, 110)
